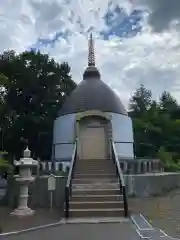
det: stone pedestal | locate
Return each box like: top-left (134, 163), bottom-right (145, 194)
top-left (11, 146), bottom-right (38, 217)
top-left (11, 207), bottom-right (34, 216)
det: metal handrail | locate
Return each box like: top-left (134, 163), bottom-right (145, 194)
top-left (112, 142), bottom-right (125, 186)
top-left (65, 141), bottom-right (77, 218)
top-left (111, 141), bottom-right (128, 217)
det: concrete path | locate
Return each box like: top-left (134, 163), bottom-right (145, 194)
top-left (2, 222), bottom-right (141, 240)
top-left (1, 214), bottom-right (179, 240)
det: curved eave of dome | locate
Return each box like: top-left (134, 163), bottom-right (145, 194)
top-left (58, 100), bottom-right (128, 116)
top-left (58, 108), bottom-right (128, 117)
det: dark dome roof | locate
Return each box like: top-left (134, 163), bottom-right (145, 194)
top-left (58, 75), bottom-right (127, 116)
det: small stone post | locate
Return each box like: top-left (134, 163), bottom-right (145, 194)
top-left (11, 146), bottom-right (38, 216)
top-left (144, 161), bottom-right (147, 173)
top-left (138, 161), bottom-right (141, 174)
top-left (148, 161), bottom-right (152, 173)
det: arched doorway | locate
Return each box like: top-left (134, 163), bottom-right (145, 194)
top-left (76, 111), bottom-right (112, 160)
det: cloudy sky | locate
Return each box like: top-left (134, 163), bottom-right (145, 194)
top-left (1, 0), bottom-right (180, 108)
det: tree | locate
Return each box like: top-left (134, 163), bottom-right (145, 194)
top-left (129, 85), bottom-right (180, 171)
top-left (0, 50), bottom-right (76, 159)
top-left (129, 84), bottom-right (152, 117)
top-left (129, 85), bottom-right (153, 156)
top-left (160, 91), bottom-right (178, 112)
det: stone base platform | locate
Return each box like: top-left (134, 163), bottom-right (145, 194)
top-left (11, 208), bottom-right (34, 217)
top-left (60, 217), bottom-right (129, 224)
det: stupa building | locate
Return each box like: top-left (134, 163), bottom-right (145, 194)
top-left (52, 34), bottom-right (134, 170)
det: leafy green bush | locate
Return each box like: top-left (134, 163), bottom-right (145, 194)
top-left (158, 146), bottom-right (180, 172)
top-left (0, 151), bottom-right (13, 174)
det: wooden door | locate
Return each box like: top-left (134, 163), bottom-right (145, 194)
top-left (79, 126), bottom-right (107, 159)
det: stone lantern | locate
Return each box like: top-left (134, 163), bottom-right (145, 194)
top-left (11, 146), bottom-right (38, 216)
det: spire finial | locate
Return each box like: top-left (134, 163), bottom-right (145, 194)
top-left (83, 32), bottom-right (100, 79)
top-left (88, 33), bottom-right (95, 67)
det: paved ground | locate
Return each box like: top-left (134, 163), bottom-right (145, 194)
top-left (1, 189), bottom-right (180, 239)
top-left (129, 189), bottom-right (180, 239)
top-left (0, 208), bottom-right (61, 232)
top-left (2, 222), bottom-right (141, 240)
top-left (1, 215), bottom-right (177, 240)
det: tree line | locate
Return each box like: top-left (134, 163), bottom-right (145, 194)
top-left (129, 84), bottom-right (180, 171)
top-left (0, 50), bottom-right (179, 171)
top-left (0, 50), bottom-right (76, 161)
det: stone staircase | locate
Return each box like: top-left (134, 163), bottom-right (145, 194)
top-left (68, 158), bottom-right (125, 218)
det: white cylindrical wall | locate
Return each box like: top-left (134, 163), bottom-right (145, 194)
top-left (53, 114), bottom-right (76, 143)
top-left (52, 112), bottom-right (134, 161)
top-left (110, 113), bottom-right (134, 159)
top-left (53, 114), bottom-right (76, 161)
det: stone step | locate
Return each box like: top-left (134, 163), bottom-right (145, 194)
top-left (75, 161), bottom-right (115, 166)
top-left (74, 174), bottom-right (117, 179)
top-left (72, 188), bottom-right (121, 196)
top-left (75, 165), bottom-right (115, 171)
top-left (69, 201), bottom-right (124, 209)
top-left (75, 161), bottom-right (115, 167)
top-left (75, 169), bottom-right (116, 175)
top-left (75, 168), bottom-right (116, 174)
top-left (78, 159), bottom-right (112, 163)
top-left (72, 178), bottom-right (118, 185)
top-left (71, 194), bottom-right (123, 202)
top-left (74, 171), bottom-right (116, 176)
top-left (68, 208), bottom-right (125, 218)
top-left (72, 182), bottom-right (120, 189)
top-left (72, 183), bottom-right (119, 189)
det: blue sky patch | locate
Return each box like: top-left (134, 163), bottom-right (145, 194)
top-left (28, 7), bottom-right (145, 51)
top-left (101, 9), bottom-right (144, 39)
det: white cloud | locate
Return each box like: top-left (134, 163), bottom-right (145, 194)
top-left (0, 0), bottom-right (180, 109)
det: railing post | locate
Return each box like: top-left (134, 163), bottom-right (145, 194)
top-left (123, 186), bottom-right (128, 217)
top-left (64, 141), bottom-right (77, 219)
top-left (111, 141), bottom-right (129, 218)
top-left (65, 186), bottom-right (69, 219)
top-left (120, 180), bottom-right (122, 193)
